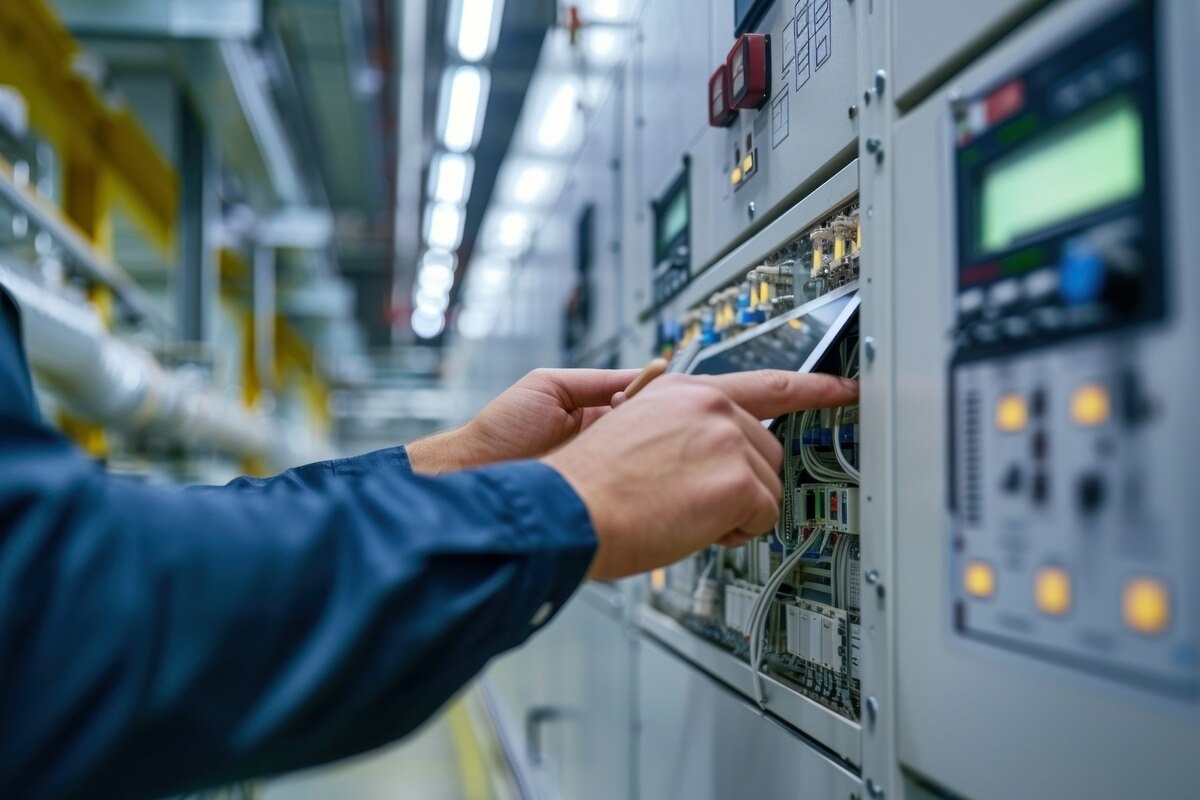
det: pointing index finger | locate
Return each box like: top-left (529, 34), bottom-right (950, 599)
top-left (693, 370), bottom-right (859, 420)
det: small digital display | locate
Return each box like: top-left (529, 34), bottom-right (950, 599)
top-left (977, 94), bottom-right (1144, 254)
top-left (657, 186), bottom-right (689, 260)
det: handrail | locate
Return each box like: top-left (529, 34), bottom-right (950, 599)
top-left (0, 156), bottom-right (170, 332)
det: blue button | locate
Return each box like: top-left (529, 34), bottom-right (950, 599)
top-left (1059, 242), bottom-right (1106, 306)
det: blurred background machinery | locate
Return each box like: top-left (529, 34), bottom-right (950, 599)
top-left (3, 0), bottom-right (1198, 798)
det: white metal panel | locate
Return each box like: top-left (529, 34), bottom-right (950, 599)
top-left (892, 0), bottom-right (1048, 107)
top-left (890, 1), bottom-right (1200, 798)
top-left (637, 636), bottom-right (861, 799)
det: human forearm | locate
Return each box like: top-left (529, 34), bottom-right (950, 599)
top-left (0, 420), bottom-right (596, 798)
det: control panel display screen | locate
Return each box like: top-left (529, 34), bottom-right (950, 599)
top-left (978, 95), bottom-right (1144, 255)
top-left (657, 186), bottom-right (689, 261)
top-left (734, 0), bottom-right (770, 34)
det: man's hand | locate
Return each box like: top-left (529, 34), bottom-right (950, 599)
top-left (407, 368), bottom-right (639, 475)
top-left (542, 370), bottom-right (859, 580)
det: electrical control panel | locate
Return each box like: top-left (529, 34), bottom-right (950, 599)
top-left (947, 0), bottom-right (1193, 692)
top-left (650, 334), bottom-right (864, 722)
top-left (692, 0), bottom-right (859, 272)
top-left (657, 198), bottom-right (859, 361)
top-left (476, 0), bottom-right (1200, 797)
top-left (644, 179), bottom-right (866, 764)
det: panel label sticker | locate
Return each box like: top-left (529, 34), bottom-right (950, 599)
top-left (794, 1), bottom-right (812, 90)
top-left (814, 0), bottom-right (832, 69)
top-left (772, 89), bottom-right (790, 149)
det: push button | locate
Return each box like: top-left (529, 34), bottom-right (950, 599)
top-left (1123, 577), bottom-right (1170, 635)
top-left (964, 561), bottom-right (996, 599)
top-left (996, 394), bottom-right (1028, 432)
top-left (1001, 464), bottom-right (1023, 494)
top-left (1035, 567), bottom-right (1072, 616)
top-left (1071, 383), bottom-right (1111, 427)
top-left (1059, 242), bottom-right (1106, 306)
top-left (1076, 473), bottom-right (1106, 515)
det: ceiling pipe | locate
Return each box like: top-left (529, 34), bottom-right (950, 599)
top-left (0, 259), bottom-right (306, 465)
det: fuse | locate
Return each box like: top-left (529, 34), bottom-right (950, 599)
top-left (700, 307), bottom-right (717, 345)
top-left (736, 280), bottom-right (754, 326)
top-left (810, 227), bottom-right (833, 277)
top-left (832, 216), bottom-right (855, 263)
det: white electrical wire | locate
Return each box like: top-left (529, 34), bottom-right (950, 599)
top-left (832, 406), bottom-right (862, 484)
top-left (747, 527), bottom-right (823, 707)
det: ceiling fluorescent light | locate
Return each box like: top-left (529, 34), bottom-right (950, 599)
top-left (425, 202), bottom-right (465, 249)
top-left (513, 164), bottom-right (552, 204)
top-left (414, 285), bottom-right (451, 314)
top-left (411, 307), bottom-right (446, 339)
top-left (449, 0), bottom-right (505, 62)
top-left (439, 66), bottom-right (489, 153)
top-left (430, 152), bottom-right (475, 204)
top-left (421, 248), bottom-right (457, 274)
top-left (422, 250), bottom-right (458, 293)
top-left (535, 81), bottom-right (577, 150)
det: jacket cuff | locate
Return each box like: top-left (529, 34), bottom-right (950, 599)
top-left (330, 445), bottom-right (411, 477)
top-left (476, 460), bottom-right (598, 643)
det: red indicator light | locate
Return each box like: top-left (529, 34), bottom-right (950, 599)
top-left (708, 65), bottom-right (737, 128)
top-left (986, 80), bottom-right (1026, 126)
top-left (961, 262), bottom-right (1002, 286)
top-left (727, 34), bottom-right (770, 110)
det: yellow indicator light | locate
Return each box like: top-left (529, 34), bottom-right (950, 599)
top-left (1124, 577), bottom-right (1170, 635)
top-left (650, 569), bottom-right (667, 592)
top-left (742, 154), bottom-right (754, 173)
top-left (1035, 566), bottom-right (1072, 616)
top-left (1071, 383), bottom-right (1111, 427)
top-left (964, 561), bottom-right (996, 599)
top-left (731, 167), bottom-right (743, 185)
top-left (995, 393), bottom-right (1029, 432)
top-left (787, 319), bottom-right (805, 331)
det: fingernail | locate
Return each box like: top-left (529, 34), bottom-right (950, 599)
top-left (840, 377), bottom-right (859, 390)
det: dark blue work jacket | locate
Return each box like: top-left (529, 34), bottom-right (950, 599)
top-left (0, 285), bottom-right (596, 798)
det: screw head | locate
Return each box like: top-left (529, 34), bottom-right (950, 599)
top-left (865, 569), bottom-right (880, 585)
top-left (874, 69), bottom-right (887, 96)
top-left (866, 696), bottom-right (879, 727)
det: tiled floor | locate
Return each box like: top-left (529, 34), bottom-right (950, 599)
top-left (261, 712), bottom-right (466, 800)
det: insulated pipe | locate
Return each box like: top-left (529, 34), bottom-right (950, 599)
top-left (0, 259), bottom-right (291, 463)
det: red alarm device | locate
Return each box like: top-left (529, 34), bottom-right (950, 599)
top-left (726, 33), bottom-right (770, 110)
top-left (708, 64), bottom-right (737, 127)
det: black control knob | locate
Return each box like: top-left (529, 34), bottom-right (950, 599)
top-left (1076, 473), bottom-right (1106, 515)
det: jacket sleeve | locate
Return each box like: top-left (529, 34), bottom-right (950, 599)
top-left (0, 307), bottom-right (596, 799)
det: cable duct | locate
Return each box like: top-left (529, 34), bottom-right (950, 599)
top-left (0, 260), bottom-right (294, 464)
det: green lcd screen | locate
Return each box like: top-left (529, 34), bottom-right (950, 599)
top-left (662, 187), bottom-right (691, 251)
top-left (978, 94), bottom-right (1144, 254)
